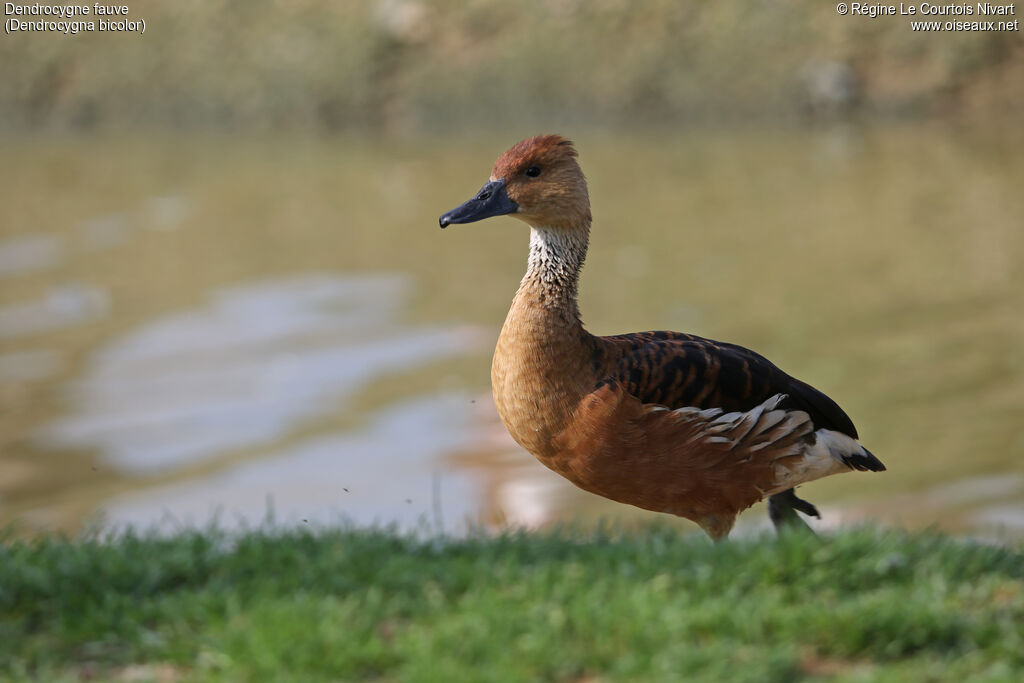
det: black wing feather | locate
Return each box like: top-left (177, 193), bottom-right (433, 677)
top-left (603, 331), bottom-right (859, 439)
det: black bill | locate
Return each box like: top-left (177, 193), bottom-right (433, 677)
top-left (439, 179), bottom-right (518, 228)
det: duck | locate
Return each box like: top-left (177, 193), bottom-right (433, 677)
top-left (439, 134), bottom-right (885, 540)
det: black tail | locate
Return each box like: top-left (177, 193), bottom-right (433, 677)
top-left (842, 446), bottom-right (886, 472)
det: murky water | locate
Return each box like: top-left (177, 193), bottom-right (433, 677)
top-left (37, 274), bottom-right (478, 473)
top-left (1, 127), bottom-right (1022, 538)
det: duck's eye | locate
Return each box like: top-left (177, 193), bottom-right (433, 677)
top-left (525, 166), bottom-right (542, 178)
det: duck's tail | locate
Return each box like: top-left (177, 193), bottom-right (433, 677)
top-left (768, 431), bottom-right (885, 535)
top-left (813, 430), bottom-right (887, 472)
top-left (842, 444), bottom-right (886, 472)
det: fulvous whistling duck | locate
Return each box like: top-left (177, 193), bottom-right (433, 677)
top-left (439, 135), bottom-right (885, 540)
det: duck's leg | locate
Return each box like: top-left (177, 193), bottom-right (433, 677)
top-left (768, 488), bottom-right (820, 535)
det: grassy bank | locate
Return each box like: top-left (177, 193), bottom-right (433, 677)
top-left (2, 526), bottom-right (1022, 682)
top-left (2, 1), bottom-right (1022, 132)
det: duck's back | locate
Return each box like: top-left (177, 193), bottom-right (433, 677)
top-left (599, 330), bottom-right (859, 438)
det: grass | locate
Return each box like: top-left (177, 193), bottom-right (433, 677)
top-left (2, 525), bottom-right (1022, 682)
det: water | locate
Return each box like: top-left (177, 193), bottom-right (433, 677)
top-left (100, 393), bottom-right (486, 534)
top-left (1, 127), bottom-right (1022, 538)
top-left (36, 274), bottom-right (479, 474)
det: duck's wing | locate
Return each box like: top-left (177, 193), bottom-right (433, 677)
top-left (601, 332), bottom-right (859, 438)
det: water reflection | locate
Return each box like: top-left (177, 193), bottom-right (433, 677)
top-left (0, 234), bottom-right (63, 277)
top-left (0, 350), bottom-right (62, 383)
top-left (37, 274), bottom-right (482, 473)
top-left (0, 284), bottom-right (110, 339)
top-left (76, 214), bottom-right (129, 251)
top-left (142, 195), bottom-right (189, 232)
top-left (100, 393), bottom-right (486, 533)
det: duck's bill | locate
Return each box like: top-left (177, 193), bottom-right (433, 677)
top-left (439, 179), bottom-right (518, 228)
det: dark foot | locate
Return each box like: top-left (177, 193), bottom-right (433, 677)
top-left (768, 488), bottom-right (820, 535)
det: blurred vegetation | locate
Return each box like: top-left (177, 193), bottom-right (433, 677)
top-left (2, 525), bottom-right (1022, 681)
top-left (1, 0), bottom-right (1022, 133)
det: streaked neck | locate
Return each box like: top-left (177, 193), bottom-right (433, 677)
top-left (518, 224), bottom-right (590, 322)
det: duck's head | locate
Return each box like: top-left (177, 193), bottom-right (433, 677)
top-left (439, 134), bottom-right (591, 231)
